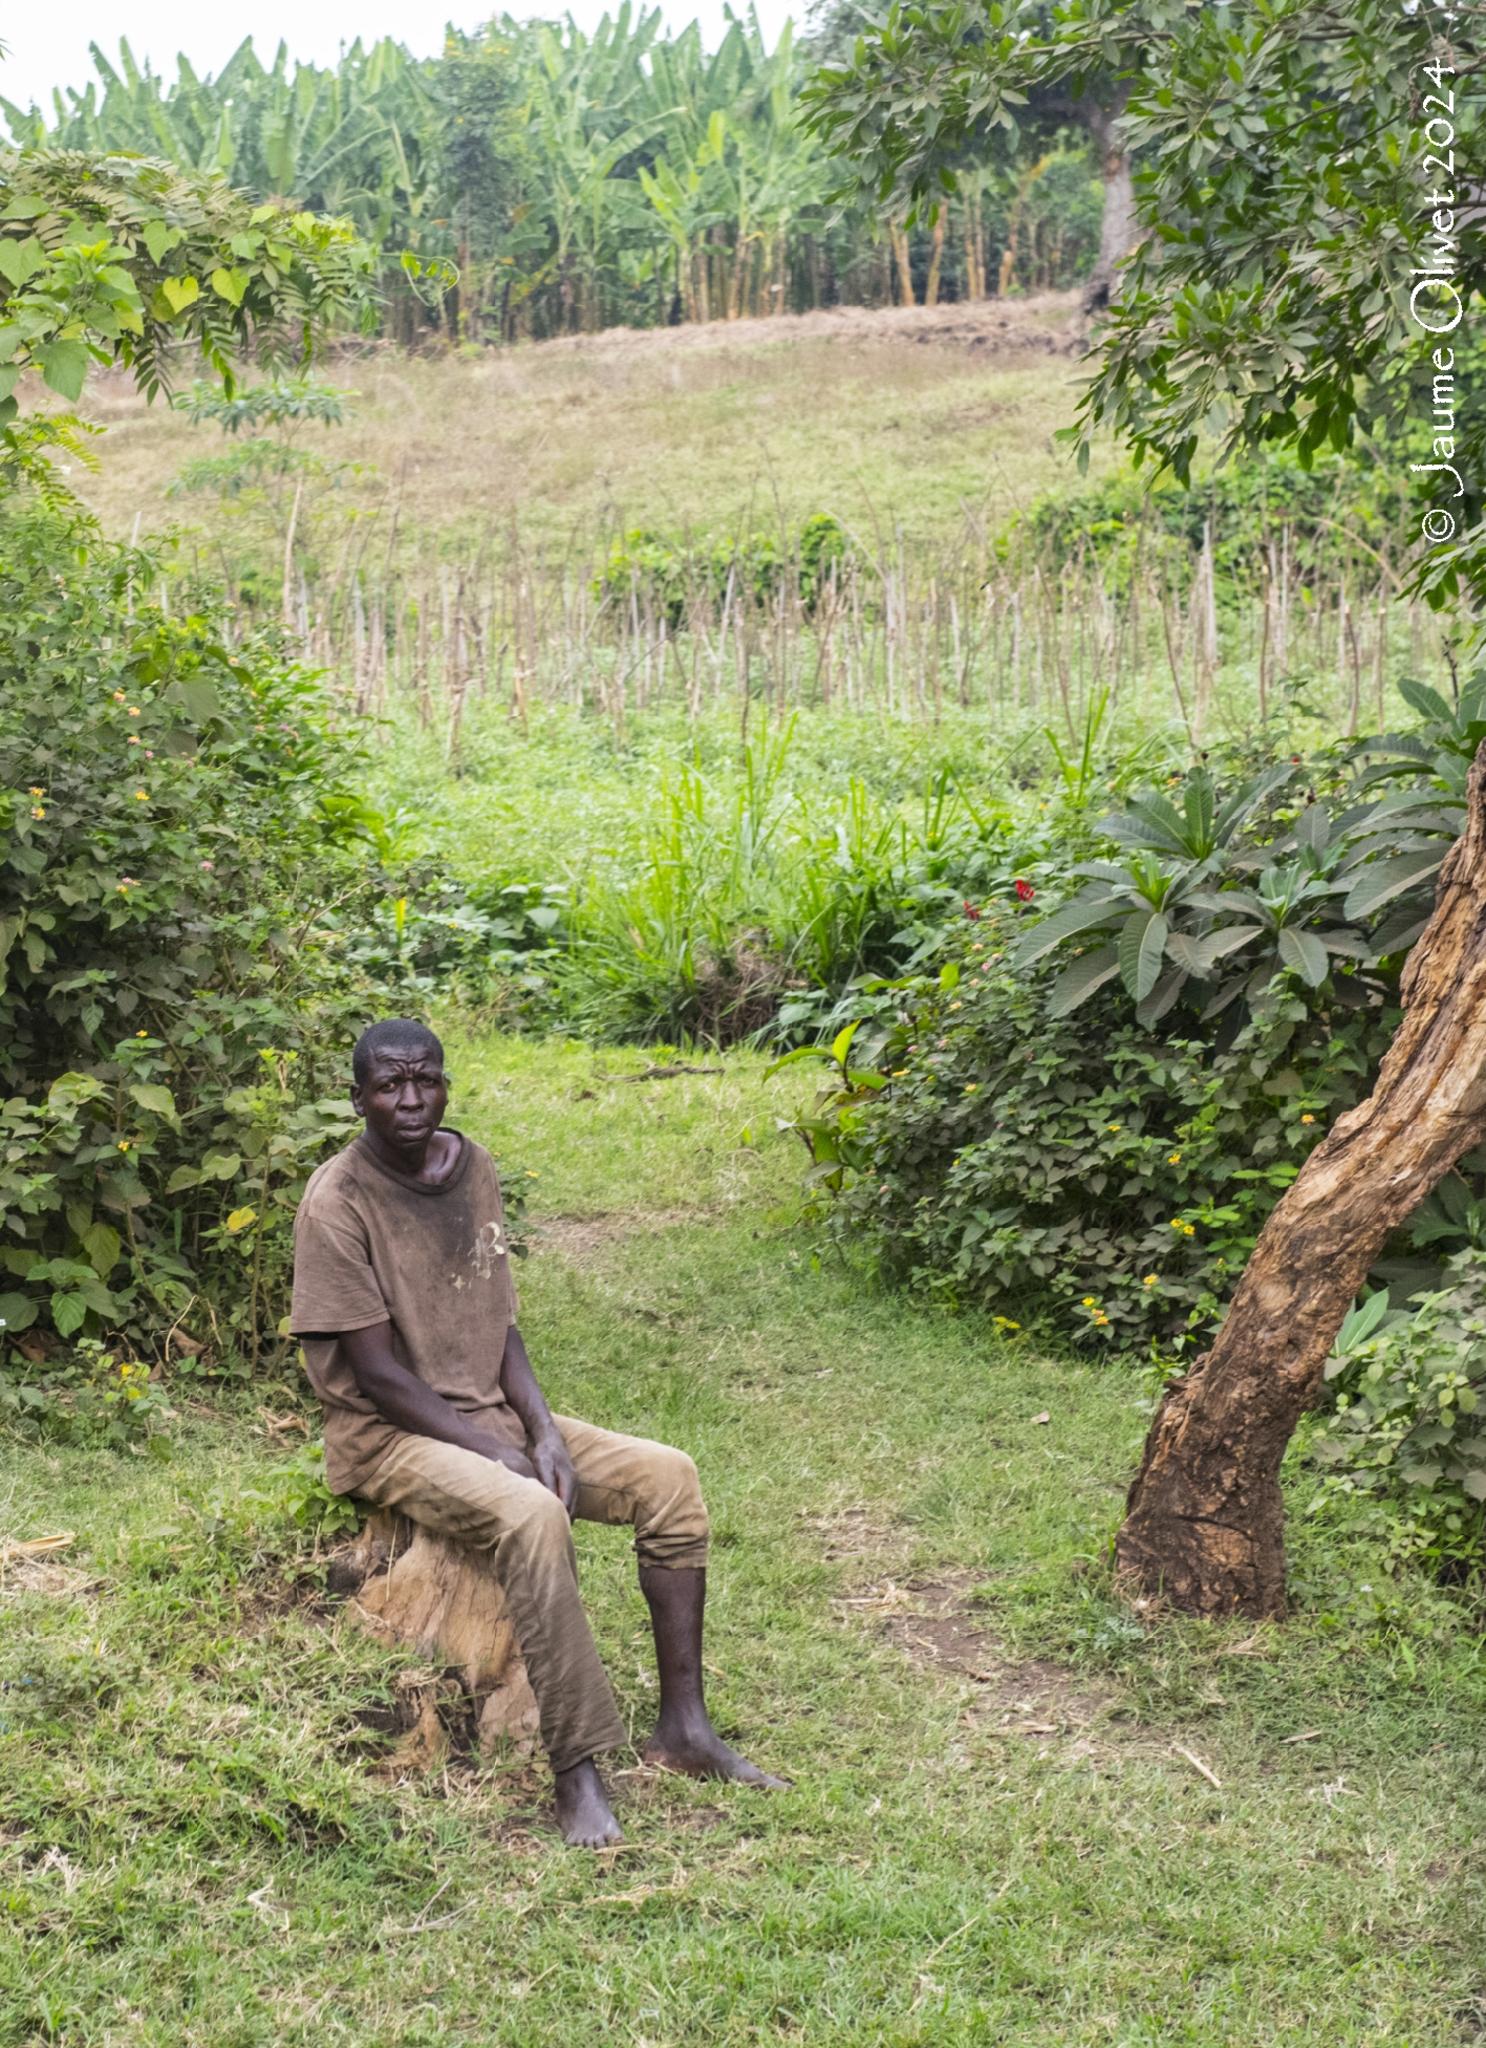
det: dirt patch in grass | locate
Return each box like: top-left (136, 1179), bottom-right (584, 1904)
top-left (799, 1504), bottom-right (902, 1563)
top-left (821, 1537), bottom-right (1143, 1764)
top-left (532, 1207), bottom-right (714, 1263)
top-left (854, 1572), bottom-right (1119, 1744)
top-left (0, 1537), bottom-right (96, 1602)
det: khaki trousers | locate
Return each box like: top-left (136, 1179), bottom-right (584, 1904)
top-left (357, 1416), bottom-right (710, 1773)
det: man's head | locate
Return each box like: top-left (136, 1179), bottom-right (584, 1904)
top-left (350, 1019), bottom-right (449, 1156)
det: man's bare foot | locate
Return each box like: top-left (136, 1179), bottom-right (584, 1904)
top-left (553, 1759), bottom-right (623, 1847)
top-left (642, 1719), bottom-right (790, 1789)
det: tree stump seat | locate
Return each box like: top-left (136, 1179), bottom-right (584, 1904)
top-left (334, 1509), bottom-right (540, 1764)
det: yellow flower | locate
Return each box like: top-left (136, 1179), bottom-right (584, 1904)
top-left (1143, 1274), bottom-right (1159, 1287)
top-left (28, 785), bottom-right (43, 797)
top-left (948, 1001), bottom-right (963, 1012)
top-left (1106, 1123), bottom-right (1121, 1133)
top-left (128, 706), bottom-right (141, 717)
top-left (963, 1083), bottom-right (978, 1094)
top-left (31, 806), bottom-right (45, 820)
top-left (136, 1030), bottom-right (148, 1038)
top-left (1170, 1218), bottom-right (1185, 1229)
top-left (134, 789), bottom-right (148, 801)
top-left (524, 1169), bottom-right (540, 1178)
top-left (1081, 1295), bottom-right (1096, 1307)
top-left (1300, 1113), bottom-right (1316, 1125)
top-left (1168, 1152), bottom-right (1182, 1166)
top-left (993, 1315), bottom-right (1021, 1332)
top-left (1093, 1314), bottom-right (1110, 1327)
top-left (118, 1140), bottom-right (130, 1152)
top-left (113, 690), bottom-right (126, 702)
top-left (1182, 1223), bottom-right (1196, 1237)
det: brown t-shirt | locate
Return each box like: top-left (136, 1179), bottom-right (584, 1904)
top-left (290, 1129), bottom-right (524, 1494)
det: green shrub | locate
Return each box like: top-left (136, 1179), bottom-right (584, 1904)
top-left (1305, 1253), bottom-right (1486, 1575)
top-left (593, 514), bottom-right (856, 628)
top-left (0, 1334), bottom-right (172, 1452)
top-left (232, 1438), bottom-right (363, 1540)
top-left (804, 932), bottom-right (1391, 1351)
top-left (0, 500), bottom-right (392, 1374)
top-left (1005, 448), bottom-right (1410, 600)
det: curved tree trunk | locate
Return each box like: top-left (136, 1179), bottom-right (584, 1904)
top-left (1117, 738), bottom-right (1486, 1617)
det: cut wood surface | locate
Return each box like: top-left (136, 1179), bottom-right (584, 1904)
top-left (1117, 737), bottom-right (1486, 1618)
top-left (341, 1510), bottom-right (539, 1756)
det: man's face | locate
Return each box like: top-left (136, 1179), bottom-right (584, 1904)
top-left (353, 1048), bottom-right (449, 1152)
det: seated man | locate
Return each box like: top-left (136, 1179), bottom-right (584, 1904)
top-left (290, 1017), bottom-right (784, 1847)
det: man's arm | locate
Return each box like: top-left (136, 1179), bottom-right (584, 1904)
top-left (337, 1320), bottom-right (536, 1478)
top-left (499, 1324), bottom-right (578, 1516)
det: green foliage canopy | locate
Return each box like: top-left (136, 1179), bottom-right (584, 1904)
top-left (0, 148), bottom-right (374, 481)
top-left (3, 18), bottom-right (1100, 338)
top-left (805, 0), bottom-right (1483, 614)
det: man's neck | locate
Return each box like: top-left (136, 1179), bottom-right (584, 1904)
top-left (363, 1125), bottom-right (460, 1185)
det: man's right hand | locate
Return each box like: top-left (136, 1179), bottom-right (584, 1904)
top-left (340, 1322), bottom-right (540, 1478)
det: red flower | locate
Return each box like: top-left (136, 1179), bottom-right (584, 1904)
top-left (1014, 879), bottom-right (1035, 902)
top-left (963, 901), bottom-right (982, 920)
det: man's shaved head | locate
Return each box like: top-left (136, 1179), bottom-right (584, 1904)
top-left (351, 1018), bottom-right (445, 1088)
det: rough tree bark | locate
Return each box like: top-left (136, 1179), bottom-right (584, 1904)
top-left (336, 1511), bottom-right (539, 1761)
top-left (1077, 90), bottom-right (1135, 314)
top-left (1117, 738), bottom-right (1486, 1619)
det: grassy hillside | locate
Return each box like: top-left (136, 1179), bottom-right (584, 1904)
top-left (76, 295), bottom-right (1094, 561)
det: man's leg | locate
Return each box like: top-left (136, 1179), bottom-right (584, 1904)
top-left (554, 1417), bottom-right (788, 1788)
top-left (356, 1433), bottom-right (627, 1845)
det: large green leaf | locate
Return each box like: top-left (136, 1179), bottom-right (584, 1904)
top-left (1105, 795), bottom-right (1188, 857)
top-left (1118, 910), bottom-right (1168, 1002)
top-left (51, 1290), bottom-right (89, 1338)
top-left (1136, 962), bottom-right (1187, 1026)
top-left (1343, 850), bottom-right (1444, 921)
top-left (1011, 892), bottom-right (1118, 968)
top-left (1397, 677), bottom-right (1455, 726)
top-left (129, 1081), bottom-right (179, 1123)
top-left (1046, 944), bottom-right (1120, 1019)
top-left (38, 339), bottom-right (90, 401)
top-left (80, 1221), bottom-right (122, 1277)
top-left (0, 1290), bottom-right (38, 1333)
top-left (1166, 925), bottom-right (1263, 977)
top-left (1277, 925), bottom-right (1328, 988)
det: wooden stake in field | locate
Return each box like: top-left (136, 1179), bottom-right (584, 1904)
top-left (1117, 736), bottom-right (1486, 1618)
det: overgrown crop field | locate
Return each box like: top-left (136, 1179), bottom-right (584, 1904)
top-left (5, 1041), bottom-right (1484, 2047)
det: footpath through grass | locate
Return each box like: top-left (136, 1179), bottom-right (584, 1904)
top-left (3, 1035), bottom-right (1484, 2046)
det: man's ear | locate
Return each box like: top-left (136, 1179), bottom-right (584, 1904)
top-left (350, 1081), bottom-right (364, 1116)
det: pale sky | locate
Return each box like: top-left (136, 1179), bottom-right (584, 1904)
top-left (0, 1), bottom-right (798, 111)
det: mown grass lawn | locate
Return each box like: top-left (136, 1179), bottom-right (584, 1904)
top-left (3, 1035), bottom-right (1483, 2047)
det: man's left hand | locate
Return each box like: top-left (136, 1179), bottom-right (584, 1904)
top-left (528, 1426), bottom-right (579, 1518)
